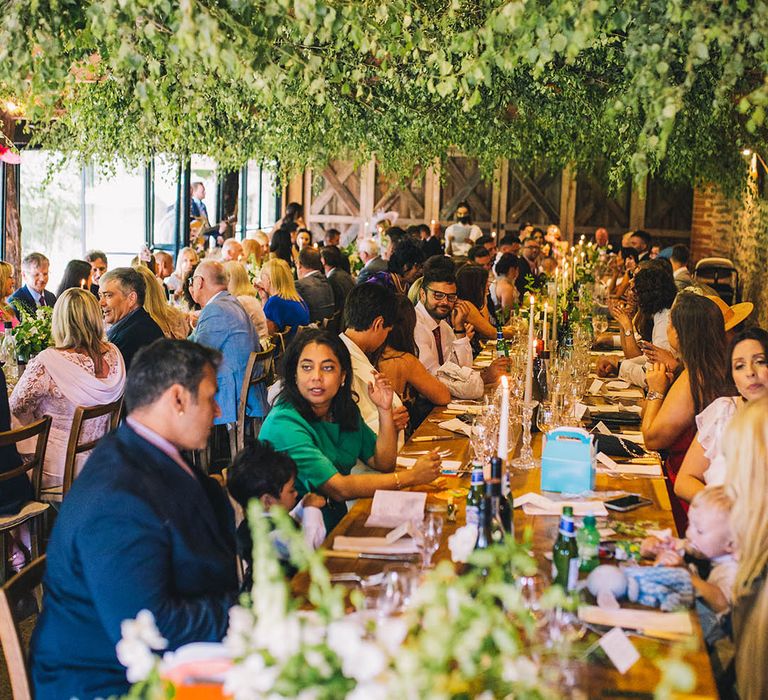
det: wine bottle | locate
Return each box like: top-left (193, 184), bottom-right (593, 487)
top-left (495, 328), bottom-right (509, 359)
top-left (465, 465), bottom-right (484, 528)
top-left (501, 470), bottom-right (513, 536)
top-left (552, 506), bottom-right (579, 591)
top-left (474, 484), bottom-right (491, 551)
top-left (487, 457), bottom-right (505, 544)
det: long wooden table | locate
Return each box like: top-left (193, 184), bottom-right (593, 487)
top-left (293, 386), bottom-right (718, 698)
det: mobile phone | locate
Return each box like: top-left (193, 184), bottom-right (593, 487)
top-left (604, 494), bottom-right (653, 512)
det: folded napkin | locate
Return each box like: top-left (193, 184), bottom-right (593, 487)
top-left (515, 492), bottom-right (609, 516)
top-left (447, 402), bottom-right (484, 414)
top-left (333, 536), bottom-right (419, 555)
top-left (604, 389), bottom-right (644, 399)
top-left (606, 380), bottom-right (630, 390)
top-left (596, 452), bottom-right (662, 477)
top-left (438, 418), bottom-right (473, 438)
top-left (396, 456), bottom-right (463, 472)
top-left (589, 403), bottom-right (642, 415)
top-left (578, 605), bottom-right (693, 637)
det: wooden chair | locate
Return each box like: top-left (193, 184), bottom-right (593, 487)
top-left (235, 343), bottom-right (275, 452)
top-left (62, 398), bottom-right (123, 497)
top-left (322, 310), bottom-right (342, 334)
top-left (0, 417), bottom-right (52, 585)
top-left (0, 554), bottom-right (46, 700)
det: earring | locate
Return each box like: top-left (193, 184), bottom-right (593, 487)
top-left (178, 410), bottom-right (184, 417)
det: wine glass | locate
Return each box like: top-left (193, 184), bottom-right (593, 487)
top-left (537, 401), bottom-right (555, 436)
top-left (411, 514), bottom-right (443, 569)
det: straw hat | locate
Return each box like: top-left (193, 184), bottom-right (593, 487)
top-left (705, 295), bottom-right (754, 331)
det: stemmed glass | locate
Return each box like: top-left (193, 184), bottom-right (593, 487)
top-left (411, 514), bottom-right (444, 569)
top-left (537, 402), bottom-right (555, 436)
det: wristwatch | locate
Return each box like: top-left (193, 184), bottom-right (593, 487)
top-left (646, 391), bottom-right (665, 401)
top-left (623, 328), bottom-right (633, 337)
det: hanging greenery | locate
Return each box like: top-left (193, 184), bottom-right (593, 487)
top-left (1, 0), bottom-right (766, 191)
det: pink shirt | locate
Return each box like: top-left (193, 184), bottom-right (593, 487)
top-left (125, 417), bottom-right (197, 480)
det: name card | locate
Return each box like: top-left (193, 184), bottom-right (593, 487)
top-left (598, 627), bottom-right (640, 674)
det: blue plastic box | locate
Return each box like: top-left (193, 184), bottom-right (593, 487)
top-left (540, 427), bottom-right (595, 494)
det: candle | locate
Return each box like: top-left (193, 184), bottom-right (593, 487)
top-left (543, 302), bottom-right (549, 351)
top-left (498, 374), bottom-right (509, 459)
top-left (524, 294), bottom-right (535, 403)
top-left (552, 269), bottom-right (558, 348)
top-left (80, 279), bottom-right (86, 289)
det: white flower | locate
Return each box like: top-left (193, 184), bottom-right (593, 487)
top-left (342, 640), bottom-right (387, 683)
top-left (327, 620), bottom-right (364, 658)
top-left (116, 637), bottom-right (158, 683)
top-left (448, 524), bottom-right (478, 563)
top-left (305, 649), bottom-right (332, 677)
top-left (502, 656), bottom-right (539, 685)
top-left (224, 652), bottom-right (279, 699)
top-left (374, 618), bottom-right (408, 656)
top-left (263, 617), bottom-right (301, 662)
top-left (120, 609), bottom-right (168, 650)
top-left (347, 681), bottom-right (389, 700)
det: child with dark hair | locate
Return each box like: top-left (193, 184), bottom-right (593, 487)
top-left (228, 440), bottom-right (326, 584)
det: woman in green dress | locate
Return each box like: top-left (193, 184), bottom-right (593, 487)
top-left (259, 329), bottom-right (441, 530)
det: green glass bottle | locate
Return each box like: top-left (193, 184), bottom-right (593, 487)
top-left (495, 328), bottom-right (509, 359)
top-left (465, 465), bottom-right (485, 528)
top-left (577, 514), bottom-right (600, 573)
top-left (474, 484), bottom-right (491, 551)
top-left (552, 506), bottom-right (579, 591)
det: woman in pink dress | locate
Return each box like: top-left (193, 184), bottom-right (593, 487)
top-left (10, 288), bottom-right (126, 495)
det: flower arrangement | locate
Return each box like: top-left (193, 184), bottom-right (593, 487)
top-left (117, 506), bottom-right (696, 700)
top-left (13, 305), bottom-right (53, 361)
top-left (341, 242), bottom-right (363, 276)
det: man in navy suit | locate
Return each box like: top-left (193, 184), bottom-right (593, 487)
top-left (31, 339), bottom-right (239, 700)
top-left (188, 260), bottom-right (264, 423)
top-left (8, 252), bottom-right (57, 316)
top-left (100, 267), bottom-right (164, 369)
top-left (190, 181), bottom-right (209, 223)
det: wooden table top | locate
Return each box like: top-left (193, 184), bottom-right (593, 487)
top-left (292, 373), bottom-right (718, 698)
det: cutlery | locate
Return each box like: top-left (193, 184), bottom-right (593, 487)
top-left (324, 551), bottom-right (420, 562)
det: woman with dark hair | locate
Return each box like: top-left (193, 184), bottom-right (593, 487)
top-left (456, 263), bottom-right (497, 341)
top-left (56, 259), bottom-right (93, 298)
top-left (675, 327), bottom-right (768, 502)
top-left (608, 246), bottom-right (639, 298)
top-left (270, 226), bottom-right (297, 268)
top-left (376, 295), bottom-right (451, 428)
top-left (258, 329), bottom-right (441, 529)
top-left (270, 201), bottom-right (305, 235)
top-left (642, 292), bottom-right (732, 520)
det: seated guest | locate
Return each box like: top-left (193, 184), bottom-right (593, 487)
top-left (270, 225), bottom-right (298, 268)
top-left (31, 340), bottom-right (238, 700)
top-left (257, 258), bottom-right (310, 340)
top-left (723, 397), bottom-right (768, 700)
top-left (10, 288), bottom-right (126, 491)
top-left (497, 233), bottom-right (521, 260)
top-left (85, 249), bottom-right (108, 298)
top-left (468, 244), bottom-right (493, 272)
top-left (225, 260), bottom-right (269, 340)
top-left (56, 259), bottom-right (93, 297)
top-left (0, 261), bottom-right (19, 327)
top-left (669, 244), bottom-right (694, 290)
top-left (675, 326), bottom-right (765, 502)
top-left (9, 252), bottom-right (56, 316)
top-left (132, 264), bottom-right (189, 340)
top-left (407, 253), bottom-right (455, 306)
top-left (594, 227), bottom-right (613, 254)
top-left (606, 246), bottom-right (639, 299)
top-left (492, 253), bottom-right (520, 313)
top-left (100, 267), bottom-right (165, 369)
top-left (420, 222), bottom-right (443, 259)
top-left (227, 440), bottom-right (326, 585)
top-left (630, 228), bottom-right (653, 261)
top-left (165, 246), bottom-right (199, 297)
top-left (321, 245), bottom-right (355, 318)
top-left (189, 260), bottom-right (264, 423)
top-left (221, 238), bottom-right (244, 263)
top-left (153, 250), bottom-right (174, 288)
top-left (414, 265), bottom-right (507, 385)
top-left (259, 330), bottom-right (441, 530)
top-left (516, 236), bottom-right (542, 297)
top-left (241, 238), bottom-right (263, 267)
top-left (475, 234), bottom-right (497, 260)
top-left (296, 248), bottom-right (336, 323)
top-left (376, 293), bottom-right (451, 429)
top-left (356, 238), bottom-right (388, 285)
top-left (297, 228), bottom-right (313, 250)
top-left (1, 365), bottom-right (32, 572)
top-left (456, 263), bottom-right (497, 341)
top-left (322, 228), bottom-right (351, 273)
top-left (641, 293), bottom-right (732, 523)
top-left (340, 284), bottom-right (408, 435)
top-left (388, 237), bottom-right (425, 292)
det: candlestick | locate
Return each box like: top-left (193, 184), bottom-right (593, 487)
top-left (497, 375), bottom-right (509, 459)
top-left (543, 302), bottom-right (549, 351)
top-left (524, 294), bottom-right (535, 404)
top-left (511, 399), bottom-right (539, 471)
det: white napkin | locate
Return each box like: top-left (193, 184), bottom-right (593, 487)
top-left (333, 536), bottom-right (419, 555)
top-left (396, 456), bottom-right (463, 472)
top-left (438, 418), bottom-right (473, 437)
top-left (447, 402), bottom-right (484, 414)
top-left (578, 606), bottom-right (693, 637)
top-left (604, 389), bottom-right (644, 399)
top-left (596, 452), bottom-right (661, 477)
top-left (606, 380), bottom-right (630, 390)
top-left (364, 490), bottom-right (426, 528)
top-left (515, 492), bottom-right (609, 516)
top-left (588, 404), bottom-right (642, 415)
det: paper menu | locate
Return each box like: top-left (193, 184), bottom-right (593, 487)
top-left (514, 492), bottom-right (609, 517)
top-left (578, 606), bottom-right (693, 637)
top-left (333, 535), bottom-right (419, 554)
top-left (364, 490), bottom-right (426, 528)
top-left (598, 627), bottom-right (640, 674)
top-left (437, 418), bottom-right (473, 437)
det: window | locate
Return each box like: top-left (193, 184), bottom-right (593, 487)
top-left (191, 154), bottom-right (218, 223)
top-left (244, 162), bottom-right (279, 234)
top-left (84, 162), bottom-right (145, 269)
top-left (153, 155), bottom-right (180, 247)
top-left (19, 151), bottom-right (83, 290)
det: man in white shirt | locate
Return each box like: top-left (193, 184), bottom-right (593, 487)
top-left (444, 201), bottom-right (483, 257)
top-left (339, 283), bottom-right (408, 435)
top-left (414, 267), bottom-right (507, 384)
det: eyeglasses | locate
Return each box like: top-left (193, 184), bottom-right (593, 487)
top-left (187, 275), bottom-right (202, 287)
top-left (425, 287), bottom-right (458, 303)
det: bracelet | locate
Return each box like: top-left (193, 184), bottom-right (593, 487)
top-left (394, 471), bottom-right (402, 490)
top-left (454, 329), bottom-right (466, 335)
top-left (646, 391), bottom-right (665, 401)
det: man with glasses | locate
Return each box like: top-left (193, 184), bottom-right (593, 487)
top-left (516, 236), bottom-right (542, 297)
top-left (415, 267), bottom-right (507, 385)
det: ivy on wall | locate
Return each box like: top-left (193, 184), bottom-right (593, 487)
top-left (733, 178), bottom-right (768, 328)
top-left (1, 0), bottom-right (767, 191)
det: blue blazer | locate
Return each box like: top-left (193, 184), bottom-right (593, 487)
top-left (8, 285), bottom-right (56, 316)
top-left (31, 423), bottom-right (238, 700)
top-left (189, 292), bottom-right (265, 423)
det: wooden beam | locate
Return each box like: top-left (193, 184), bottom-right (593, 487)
top-left (559, 164), bottom-right (577, 244)
top-left (629, 176), bottom-right (647, 231)
top-left (441, 159), bottom-right (484, 219)
top-left (508, 167), bottom-right (559, 222)
top-left (310, 162), bottom-right (356, 214)
top-left (1, 111), bottom-right (20, 271)
top-left (359, 158), bottom-right (376, 234)
top-left (424, 160), bottom-right (441, 224)
top-left (496, 159), bottom-right (509, 233)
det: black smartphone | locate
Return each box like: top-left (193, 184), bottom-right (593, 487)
top-left (604, 494), bottom-right (653, 512)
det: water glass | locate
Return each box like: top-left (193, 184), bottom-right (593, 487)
top-left (537, 402), bottom-right (556, 435)
top-left (411, 514), bottom-right (443, 569)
